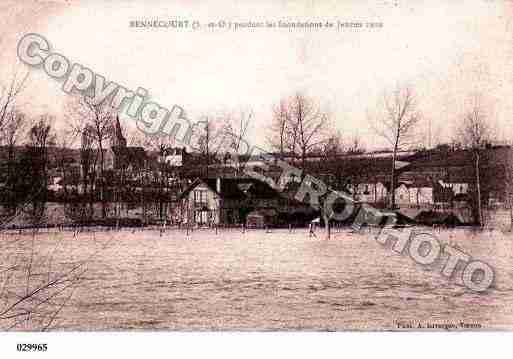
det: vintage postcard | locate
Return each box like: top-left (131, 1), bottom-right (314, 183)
top-left (1, 0), bottom-right (513, 356)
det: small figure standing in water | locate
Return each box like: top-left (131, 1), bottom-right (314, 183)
top-left (309, 222), bottom-right (317, 238)
top-left (160, 220), bottom-right (167, 237)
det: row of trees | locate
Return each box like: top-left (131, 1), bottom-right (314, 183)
top-left (265, 87), bottom-right (498, 236)
top-left (0, 70), bottom-right (61, 221)
top-left (0, 68), bottom-right (501, 230)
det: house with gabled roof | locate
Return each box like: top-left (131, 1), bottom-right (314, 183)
top-left (178, 177), bottom-right (283, 226)
top-left (177, 177), bottom-right (316, 226)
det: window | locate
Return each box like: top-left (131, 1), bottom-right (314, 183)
top-left (194, 190), bottom-right (207, 205)
top-left (195, 210), bottom-right (209, 224)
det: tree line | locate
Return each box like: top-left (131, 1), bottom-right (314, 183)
top-left (0, 68), bottom-right (504, 230)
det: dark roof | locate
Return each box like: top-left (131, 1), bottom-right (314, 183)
top-left (415, 210), bottom-right (462, 225)
top-left (180, 177), bottom-right (282, 200)
top-left (112, 146), bottom-right (147, 169)
top-left (162, 147), bottom-right (186, 156)
top-left (403, 146), bottom-right (512, 170)
top-left (398, 146), bottom-right (512, 188)
top-left (0, 146), bottom-right (82, 164)
top-left (433, 182), bottom-right (454, 203)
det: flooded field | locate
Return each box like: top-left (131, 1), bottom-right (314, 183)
top-left (1, 227), bottom-right (513, 331)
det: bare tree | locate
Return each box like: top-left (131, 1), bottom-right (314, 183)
top-left (131, 124), bottom-right (180, 223)
top-left (53, 128), bottom-right (79, 207)
top-left (0, 232), bottom-right (85, 330)
top-left (29, 116), bottom-right (55, 149)
top-left (0, 226), bottom-right (125, 330)
top-left (1, 109), bottom-right (26, 148)
top-left (0, 70), bottom-right (29, 133)
top-left (267, 93), bottom-right (333, 237)
top-left (67, 97), bottom-right (116, 218)
top-left (268, 93), bottom-right (331, 171)
top-left (218, 107), bottom-right (252, 174)
top-left (288, 93), bottom-right (331, 171)
top-left (267, 100), bottom-right (290, 160)
top-left (24, 116), bottom-right (56, 222)
top-left (187, 116), bottom-right (213, 177)
top-left (0, 72), bottom-right (28, 214)
top-left (456, 94), bottom-right (492, 226)
top-left (78, 125), bottom-right (99, 221)
top-left (0, 109), bottom-right (26, 214)
top-left (190, 112), bottom-right (241, 176)
top-left (368, 85), bottom-right (421, 209)
top-left (319, 132), bottom-right (372, 212)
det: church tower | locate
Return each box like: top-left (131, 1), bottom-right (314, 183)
top-left (111, 115), bottom-right (127, 148)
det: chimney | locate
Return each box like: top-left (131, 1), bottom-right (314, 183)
top-left (216, 177), bottom-right (221, 193)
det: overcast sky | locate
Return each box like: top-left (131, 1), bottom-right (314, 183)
top-left (1, 0), bottom-right (512, 150)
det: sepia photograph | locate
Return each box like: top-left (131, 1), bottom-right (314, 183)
top-left (1, 0), bottom-right (513, 357)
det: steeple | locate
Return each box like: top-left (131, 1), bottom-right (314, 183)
top-left (111, 115), bottom-right (127, 148)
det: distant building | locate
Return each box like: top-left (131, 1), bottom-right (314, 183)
top-left (178, 178), bottom-right (282, 225)
top-left (178, 177), bottom-right (314, 226)
top-left (394, 179), bottom-right (434, 207)
top-left (351, 182), bottom-right (389, 204)
top-left (110, 115), bottom-right (127, 148)
top-left (160, 147), bottom-right (186, 167)
top-left (105, 116), bottom-right (147, 171)
top-left (109, 146), bottom-right (147, 171)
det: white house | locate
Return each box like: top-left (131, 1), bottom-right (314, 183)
top-left (395, 181), bottom-right (433, 206)
top-left (438, 180), bottom-right (468, 195)
top-left (352, 182), bottom-right (389, 204)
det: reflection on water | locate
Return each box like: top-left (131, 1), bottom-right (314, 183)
top-left (1, 227), bottom-right (513, 330)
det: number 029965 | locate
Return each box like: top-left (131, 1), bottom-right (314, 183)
top-left (17, 344), bottom-right (48, 352)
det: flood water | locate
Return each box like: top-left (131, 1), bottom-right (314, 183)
top-left (1, 227), bottom-right (513, 331)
